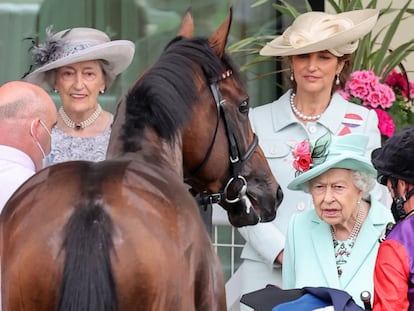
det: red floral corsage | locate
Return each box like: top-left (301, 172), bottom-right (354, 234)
top-left (291, 133), bottom-right (331, 176)
top-left (292, 140), bottom-right (312, 173)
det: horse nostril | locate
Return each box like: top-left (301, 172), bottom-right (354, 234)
top-left (276, 186), bottom-right (283, 208)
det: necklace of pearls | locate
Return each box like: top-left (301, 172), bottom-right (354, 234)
top-left (331, 201), bottom-right (365, 244)
top-left (290, 92), bottom-right (322, 121)
top-left (59, 105), bottom-right (102, 130)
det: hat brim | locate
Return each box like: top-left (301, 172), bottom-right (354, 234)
top-left (287, 155), bottom-right (377, 191)
top-left (260, 9), bottom-right (378, 57)
top-left (25, 40), bottom-right (135, 90)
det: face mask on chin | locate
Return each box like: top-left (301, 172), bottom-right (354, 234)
top-left (390, 187), bottom-right (414, 223)
top-left (30, 119), bottom-right (52, 167)
top-left (390, 199), bottom-right (407, 223)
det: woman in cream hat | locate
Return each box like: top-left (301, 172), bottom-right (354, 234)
top-left (237, 9), bottom-right (388, 307)
top-left (282, 133), bottom-right (392, 308)
top-left (24, 27), bottom-right (135, 164)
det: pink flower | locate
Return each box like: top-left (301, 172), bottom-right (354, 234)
top-left (385, 69), bottom-right (409, 99)
top-left (350, 70), bottom-right (378, 85)
top-left (293, 140), bottom-right (312, 173)
top-left (373, 108), bottom-right (395, 137)
top-left (364, 84), bottom-right (394, 109)
top-left (293, 140), bottom-right (310, 157)
top-left (347, 79), bottom-right (370, 99)
top-left (377, 83), bottom-right (395, 109)
top-left (340, 69), bottom-right (405, 138)
top-left (365, 89), bottom-right (382, 108)
top-left (410, 82), bottom-right (414, 99)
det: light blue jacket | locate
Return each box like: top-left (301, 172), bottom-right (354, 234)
top-left (282, 198), bottom-right (393, 308)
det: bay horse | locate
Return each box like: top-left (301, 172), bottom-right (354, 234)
top-left (0, 9), bottom-right (282, 311)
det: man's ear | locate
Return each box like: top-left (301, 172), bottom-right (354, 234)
top-left (397, 179), bottom-right (409, 196)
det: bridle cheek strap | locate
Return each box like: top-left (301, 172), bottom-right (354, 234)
top-left (188, 73), bottom-right (259, 217)
top-left (209, 81), bottom-right (258, 178)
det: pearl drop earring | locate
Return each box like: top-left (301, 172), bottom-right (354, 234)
top-left (335, 74), bottom-right (340, 86)
top-left (290, 70), bottom-right (294, 81)
top-left (100, 90), bottom-right (105, 94)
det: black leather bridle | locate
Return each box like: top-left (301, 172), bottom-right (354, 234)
top-left (186, 69), bottom-right (259, 215)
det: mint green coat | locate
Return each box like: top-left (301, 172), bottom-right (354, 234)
top-left (238, 90), bottom-right (386, 296)
top-left (282, 198), bottom-right (393, 308)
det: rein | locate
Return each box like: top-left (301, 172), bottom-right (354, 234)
top-left (187, 69), bottom-right (259, 215)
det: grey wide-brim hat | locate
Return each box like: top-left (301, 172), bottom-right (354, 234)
top-left (24, 27), bottom-right (135, 90)
top-left (260, 9), bottom-right (379, 57)
top-left (288, 134), bottom-right (376, 191)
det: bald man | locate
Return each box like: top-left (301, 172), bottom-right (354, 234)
top-left (0, 81), bottom-right (57, 210)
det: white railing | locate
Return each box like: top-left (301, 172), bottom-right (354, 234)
top-left (212, 206), bottom-right (245, 310)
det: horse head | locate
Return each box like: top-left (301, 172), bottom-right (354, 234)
top-left (108, 9), bottom-right (283, 227)
top-left (177, 9), bottom-right (283, 227)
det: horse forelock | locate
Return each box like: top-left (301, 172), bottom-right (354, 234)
top-left (120, 36), bottom-right (242, 153)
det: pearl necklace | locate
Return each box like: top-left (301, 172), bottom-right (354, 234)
top-left (59, 105), bottom-right (102, 130)
top-left (331, 203), bottom-right (365, 244)
top-left (290, 92), bottom-right (322, 121)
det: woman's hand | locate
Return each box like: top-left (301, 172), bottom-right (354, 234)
top-left (275, 249), bottom-right (284, 265)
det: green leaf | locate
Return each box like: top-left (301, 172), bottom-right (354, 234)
top-left (304, 0), bottom-right (313, 12)
top-left (325, 0), bottom-right (341, 12)
top-left (251, 0), bottom-right (269, 8)
top-left (380, 41), bottom-right (414, 79)
top-left (371, 0), bottom-right (412, 75)
top-left (272, 1), bottom-right (302, 18)
top-left (311, 132), bottom-right (331, 165)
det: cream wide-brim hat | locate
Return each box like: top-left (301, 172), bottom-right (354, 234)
top-left (260, 9), bottom-right (379, 57)
top-left (24, 27), bottom-right (135, 90)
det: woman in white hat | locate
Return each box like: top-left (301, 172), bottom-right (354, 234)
top-left (282, 133), bottom-right (392, 308)
top-left (237, 9), bottom-right (388, 305)
top-left (24, 27), bottom-right (135, 164)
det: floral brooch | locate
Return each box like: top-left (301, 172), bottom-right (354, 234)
top-left (292, 132), bottom-right (331, 176)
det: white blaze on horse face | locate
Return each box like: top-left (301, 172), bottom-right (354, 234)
top-left (242, 195), bottom-right (253, 214)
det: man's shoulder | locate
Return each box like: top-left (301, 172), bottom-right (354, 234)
top-left (386, 216), bottom-right (414, 243)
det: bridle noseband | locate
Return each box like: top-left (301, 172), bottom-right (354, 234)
top-left (186, 69), bottom-right (259, 216)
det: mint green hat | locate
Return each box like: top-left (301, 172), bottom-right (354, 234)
top-left (287, 133), bottom-right (376, 191)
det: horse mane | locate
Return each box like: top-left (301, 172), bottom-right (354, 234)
top-left (121, 35), bottom-right (243, 153)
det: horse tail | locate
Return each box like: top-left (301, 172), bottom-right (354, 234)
top-left (57, 198), bottom-right (117, 311)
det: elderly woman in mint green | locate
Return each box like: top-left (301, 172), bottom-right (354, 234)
top-left (282, 133), bottom-right (393, 309)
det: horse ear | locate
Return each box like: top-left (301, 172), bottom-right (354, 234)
top-left (208, 8), bottom-right (232, 58)
top-left (177, 8), bottom-right (194, 38)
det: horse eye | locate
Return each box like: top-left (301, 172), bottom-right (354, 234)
top-left (239, 100), bottom-right (249, 113)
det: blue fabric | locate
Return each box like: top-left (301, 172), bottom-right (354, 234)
top-left (272, 293), bottom-right (330, 311)
top-left (304, 287), bottom-right (364, 311)
top-left (240, 286), bottom-right (366, 311)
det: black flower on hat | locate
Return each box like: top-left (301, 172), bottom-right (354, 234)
top-left (31, 27), bottom-right (67, 67)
